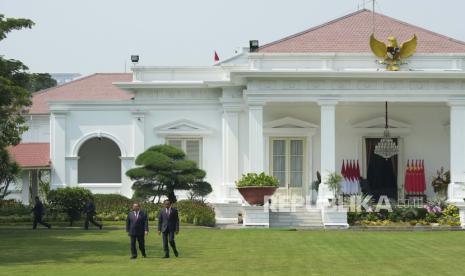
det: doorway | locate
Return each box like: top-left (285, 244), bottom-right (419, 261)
top-left (365, 138), bottom-right (398, 201)
top-left (270, 138), bottom-right (306, 204)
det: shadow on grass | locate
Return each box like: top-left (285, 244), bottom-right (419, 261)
top-left (0, 229), bottom-right (133, 265)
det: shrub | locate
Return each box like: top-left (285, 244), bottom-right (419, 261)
top-left (93, 194), bottom-right (132, 213)
top-left (442, 204), bottom-right (459, 218)
top-left (425, 212), bottom-right (439, 223)
top-left (235, 172), bottom-right (279, 187)
top-left (175, 200), bottom-right (215, 226)
top-left (0, 200), bottom-right (30, 216)
top-left (48, 187), bottom-right (92, 226)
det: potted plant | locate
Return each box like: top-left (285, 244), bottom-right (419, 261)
top-left (432, 167), bottom-right (450, 199)
top-left (235, 172), bottom-right (279, 206)
top-left (325, 172), bottom-right (343, 205)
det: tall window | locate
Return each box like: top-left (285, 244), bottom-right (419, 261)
top-left (270, 138), bottom-right (305, 188)
top-left (166, 138), bottom-right (202, 167)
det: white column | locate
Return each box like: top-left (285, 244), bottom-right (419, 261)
top-left (248, 103), bottom-right (265, 173)
top-left (50, 112), bottom-right (67, 189)
top-left (120, 157), bottom-right (135, 198)
top-left (317, 100), bottom-right (338, 207)
top-left (132, 111), bottom-right (146, 157)
top-left (449, 101), bottom-right (465, 183)
top-left (221, 103), bottom-right (241, 202)
top-left (21, 171), bottom-right (30, 205)
top-left (66, 156), bottom-right (79, 186)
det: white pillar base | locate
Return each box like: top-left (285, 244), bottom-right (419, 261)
top-left (242, 205), bottom-right (269, 227)
top-left (322, 207), bottom-right (349, 229)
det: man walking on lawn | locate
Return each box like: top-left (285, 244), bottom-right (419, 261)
top-left (84, 198), bottom-right (102, 230)
top-left (126, 202), bottom-right (148, 259)
top-left (158, 199), bottom-right (180, 258)
top-left (32, 196), bottom-right (51, 229)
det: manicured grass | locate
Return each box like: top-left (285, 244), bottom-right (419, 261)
top-left (0, 228), bottom-right (464, 275)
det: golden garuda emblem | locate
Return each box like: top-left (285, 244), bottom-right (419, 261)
top-left (369, 34), bottom-right (417, 71)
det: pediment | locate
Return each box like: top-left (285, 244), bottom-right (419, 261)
top-left (352, 117), bottom-right (411, 129)
top-left (264, 117), bottom-right (319, 129)
top-left (155, 119), bottom-right (212, 136)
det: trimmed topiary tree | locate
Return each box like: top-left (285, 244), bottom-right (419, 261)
top-left (126, 144), bottom-right (211, 203)
top-left (48, 187), bottom-right (92, 226)
top-left (188, 181), bottom-right (213, 202)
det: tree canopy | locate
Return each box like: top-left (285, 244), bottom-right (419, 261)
top-left (0, 14), bottom-right (34, 148)
top-left (126, 144), bottom-right (212, 203)
top-left (0, 15), bottom-right (55, 198)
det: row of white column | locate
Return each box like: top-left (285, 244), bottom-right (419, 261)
top-left (222, 99), bottom-right (465, 205)
top-left (221, 98), bottom-right (339, 205)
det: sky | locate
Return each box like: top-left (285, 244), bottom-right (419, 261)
top-left (1, 0), bottom-right (465, 75)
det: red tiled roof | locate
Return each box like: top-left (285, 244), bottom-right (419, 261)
top-left (29, 73), bottom-right (133, 114)
top-left (7, 143), bottom-right (50, 168)
top-left (259, 9), bottom-right (465, 53)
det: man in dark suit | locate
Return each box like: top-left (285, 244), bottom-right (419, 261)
top-left (32, 196), bottom-right (51, 229)
top-left (158, 199), bottom-right (179, 258)
top-left (126, 202), bottom-right (148, 259)
top-left (84, 198), bottom-right (102, 230)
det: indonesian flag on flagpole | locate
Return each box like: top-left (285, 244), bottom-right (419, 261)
top-left (411, 160), bottom-right (416, 194)
top-left (413, 160), bottom-right (419, 194)
top-left (420, 160), bottom-right (426, 194)
top-left (356, 160), bottom-right (361, 194)
top-left (214, 51), bottom-right (220, 62)
top-left (341, 160), bottom-right (346, 194)
top-left (350, 160), bottom-right (355, 194)
top-left (405, 160), bottom-right (410, 194)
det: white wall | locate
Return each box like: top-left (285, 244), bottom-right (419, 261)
top-left (144, 107), bottom-right (223, 202)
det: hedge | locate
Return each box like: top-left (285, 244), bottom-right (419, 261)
top-left (0, 195), bottom-right (216, 227)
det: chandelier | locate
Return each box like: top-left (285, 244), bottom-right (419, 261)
top-left (374, 102), bottom-right (399, 159)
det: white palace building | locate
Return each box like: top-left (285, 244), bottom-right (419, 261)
top-left (7, 10), bottom-right (465, 227)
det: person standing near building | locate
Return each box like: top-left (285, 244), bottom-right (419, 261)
top-left (84, 198), bottom-right (102, 230)
top-left (32, 196), bottom-right (51, 229)
top-left (158, 199), bottom-right (179, 258)
top-left (126, 202), bottom-right (148, 259)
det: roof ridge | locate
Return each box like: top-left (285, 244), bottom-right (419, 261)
top-left (259, 9), bottom-right (368, 51)
top-left (259, 9), bottom-right (465, 52)
top-left (373, 11), bottom-right (465, 47)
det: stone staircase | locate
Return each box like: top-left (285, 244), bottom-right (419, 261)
top-left (269, 207), bottom-right (323, 229)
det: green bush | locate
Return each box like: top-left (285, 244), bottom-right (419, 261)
top-left (0, 199), bottom-right (30, 216)
top-left (175, 200), bottom-right (215, 226)
top-left (1, 194), bottom-right (215, 227)
top-left (425, 212), bottom-right (439, 223)
top-left (93, 194), bottom-right (132, 213)
top-left (48, 187), bottom-right (92, 226)
top-left (443, 204), bottom-right (459, 218)
top-left (235, 172), bottom-right (279, 187)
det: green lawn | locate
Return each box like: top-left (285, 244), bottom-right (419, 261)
top-left (0, 227), bottom-right (464, 276)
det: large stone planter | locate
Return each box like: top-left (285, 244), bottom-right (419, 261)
top-left (237, 186), bottom-right (277, 206)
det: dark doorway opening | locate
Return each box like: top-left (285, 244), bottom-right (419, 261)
top-left (365, 138), bottom-right (398, 201)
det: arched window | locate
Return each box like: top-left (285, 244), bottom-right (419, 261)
top-left (78, 137), bottom-right (121, 183)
